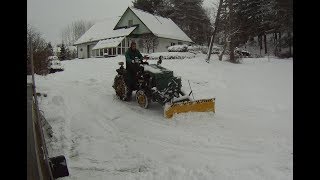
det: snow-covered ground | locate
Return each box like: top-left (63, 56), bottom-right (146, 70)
top-left (34, 54), bottom-right (292, 180)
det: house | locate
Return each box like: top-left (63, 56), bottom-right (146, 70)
top-left (74, 7), bottom-right (193, 59)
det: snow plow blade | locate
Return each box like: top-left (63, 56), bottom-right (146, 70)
top-left (164, 98), bottom-right (215, 118)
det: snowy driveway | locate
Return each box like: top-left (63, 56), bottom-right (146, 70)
top-left (35, 55), bottom-right (292, 180)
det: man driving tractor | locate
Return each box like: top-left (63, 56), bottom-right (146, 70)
top-left (113, 41), bottom-right (215, 118)
top-left (124, 41), bottom-right (143, 101)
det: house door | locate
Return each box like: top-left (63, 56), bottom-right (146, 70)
top-left (87, 45), bottom-right (90, 58)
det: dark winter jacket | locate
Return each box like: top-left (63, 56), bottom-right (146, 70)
top-left (125, 48), bottom-right (143, 72)
top-left (124, 48), bottom-right (143, 86)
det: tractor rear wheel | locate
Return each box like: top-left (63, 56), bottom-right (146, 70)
top-left (113, 75), bottom-right (129, 101)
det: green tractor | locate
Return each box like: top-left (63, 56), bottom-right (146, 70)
top-left (112, 56), bottom-right (215, 118)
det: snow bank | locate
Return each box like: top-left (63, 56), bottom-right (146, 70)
top-left (146, 52), bottom-right (196, 60)
top-left (168, 44), bottom-right (188, 52)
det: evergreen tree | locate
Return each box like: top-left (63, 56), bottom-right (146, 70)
top-left (133, 0), bottom-right (212, 45)
top-left (60, 43), bottom-right (67, 60)
top-left (169, 0), bottom-right (212, 44)
top-left (132, 0), bottom-right (173, 17)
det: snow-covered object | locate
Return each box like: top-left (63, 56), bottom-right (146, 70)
top-left (172, 95), bottom-right (190, 103)
top-left (187, 45), bottom-right (208, 54)
top-left (130, 7), bottom-right (193, 42)
top-left (147, 52), bottom-right (196, 60)
top-left (48, 60), bottom-right (64, 70)
top-left (35, 54), bottom-right (292, 180)
top-left (92, 37), bottom-right (125, 50)
top-left (143, 65), bottom-right (162, 73)
top-left (48, 56), bottom-right (59, 61)
top-left (74, 17), bottom-right (137, 45)
top-left (168, 44), bottom-right (188, 52)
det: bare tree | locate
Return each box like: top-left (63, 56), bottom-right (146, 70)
top-left (61, 20), bottom-right (94, 46)
top-left (138, 34), bottom-right (159, 53)
top-left (27, 24), bottom-right (50, 75)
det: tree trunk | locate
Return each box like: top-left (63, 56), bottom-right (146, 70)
top-left (219, 40), bottom-right (228, 61)
top-left (206, 0), bottom-right (223, 62)
top-left (228, 0), bottom-right (236, 63)
top-left (264, 34), bottom-right (267, 54)
top-left (279, 32), bottom-right (281, 52)
top-left (288, 32), bottom-right (292, 57)
top-left (258, 35), bottom-right (262, 56)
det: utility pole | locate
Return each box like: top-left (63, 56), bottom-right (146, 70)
top-left (206, 0), bottom-right (224, 63)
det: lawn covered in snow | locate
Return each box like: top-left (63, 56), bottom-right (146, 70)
top-left (34, 54), bottom-right (292, 180)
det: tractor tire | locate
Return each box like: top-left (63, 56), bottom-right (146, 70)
top-left (136, 90), bottom-right (149, 109)
top-left (113, 75), bottom-right (129, 101)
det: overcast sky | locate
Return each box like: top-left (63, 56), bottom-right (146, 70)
top-left (27, 0), bottom-right (216, 45)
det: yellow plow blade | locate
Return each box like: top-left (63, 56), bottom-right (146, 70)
top-left (164, 98), bottom-right (215, 118)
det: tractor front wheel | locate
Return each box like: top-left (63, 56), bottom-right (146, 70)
top-left (136, 90), bottom-right (149, 109)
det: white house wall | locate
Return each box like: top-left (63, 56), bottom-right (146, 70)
top-left (77, 44), bottom-right (87, 59)
top-left (115, 9), bottom-right (151, 35)
top-left (77, 42), bottom-right (98, 59)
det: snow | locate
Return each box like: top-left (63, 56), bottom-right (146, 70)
top-left (74, 17), bottom-right (137, 45)
top-left (143, 65), bottom-right (162, 73)
top-left (146, 52), bottom-right (196, 60)
top-left (129, 7), bottom-right (193, 43)
top-left (168, 44), bottom-right (188, 52)
top-left (27, 75), bottom-right (33, 84)
top-left (173, 95), bottom-right (190, 102)
top-left (34, 54), bottom-right (292, 179)
top-left (92, 37), bottom-right (125, 50)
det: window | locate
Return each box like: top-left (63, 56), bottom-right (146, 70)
top-left (122, 48), bottom-right (126, 54)
top-left (128, 20), bottom-right (133, 27)
top-left (171, 42), bottom-right (176, 46)
top-left (100, 49), bottom-right (103, 56)
top-left (113, 48), bottom-right (116, 55)
top-left (178, 42), bottom-right (182, 45)
top-left (118, 48), bottom-right (121, 55)
top-left (121, 39), bottom-right (125, 47)
top-left (96, 50), bottom-right (99, 56)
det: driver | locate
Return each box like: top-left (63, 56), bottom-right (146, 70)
top-left (124, 41), bottom-right (143, 101)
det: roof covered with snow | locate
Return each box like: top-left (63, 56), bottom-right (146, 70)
top-left (92, 36), bottom-right (125, 50)
top-left (74, 7), bottom-right (193, 45)
top-left (129, 7), bottom-right (193, 43)
top-left (74, 17), bottom-right (137, 45)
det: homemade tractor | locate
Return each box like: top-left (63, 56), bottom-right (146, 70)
top-left (112, 56), bottom-right (215, 118)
